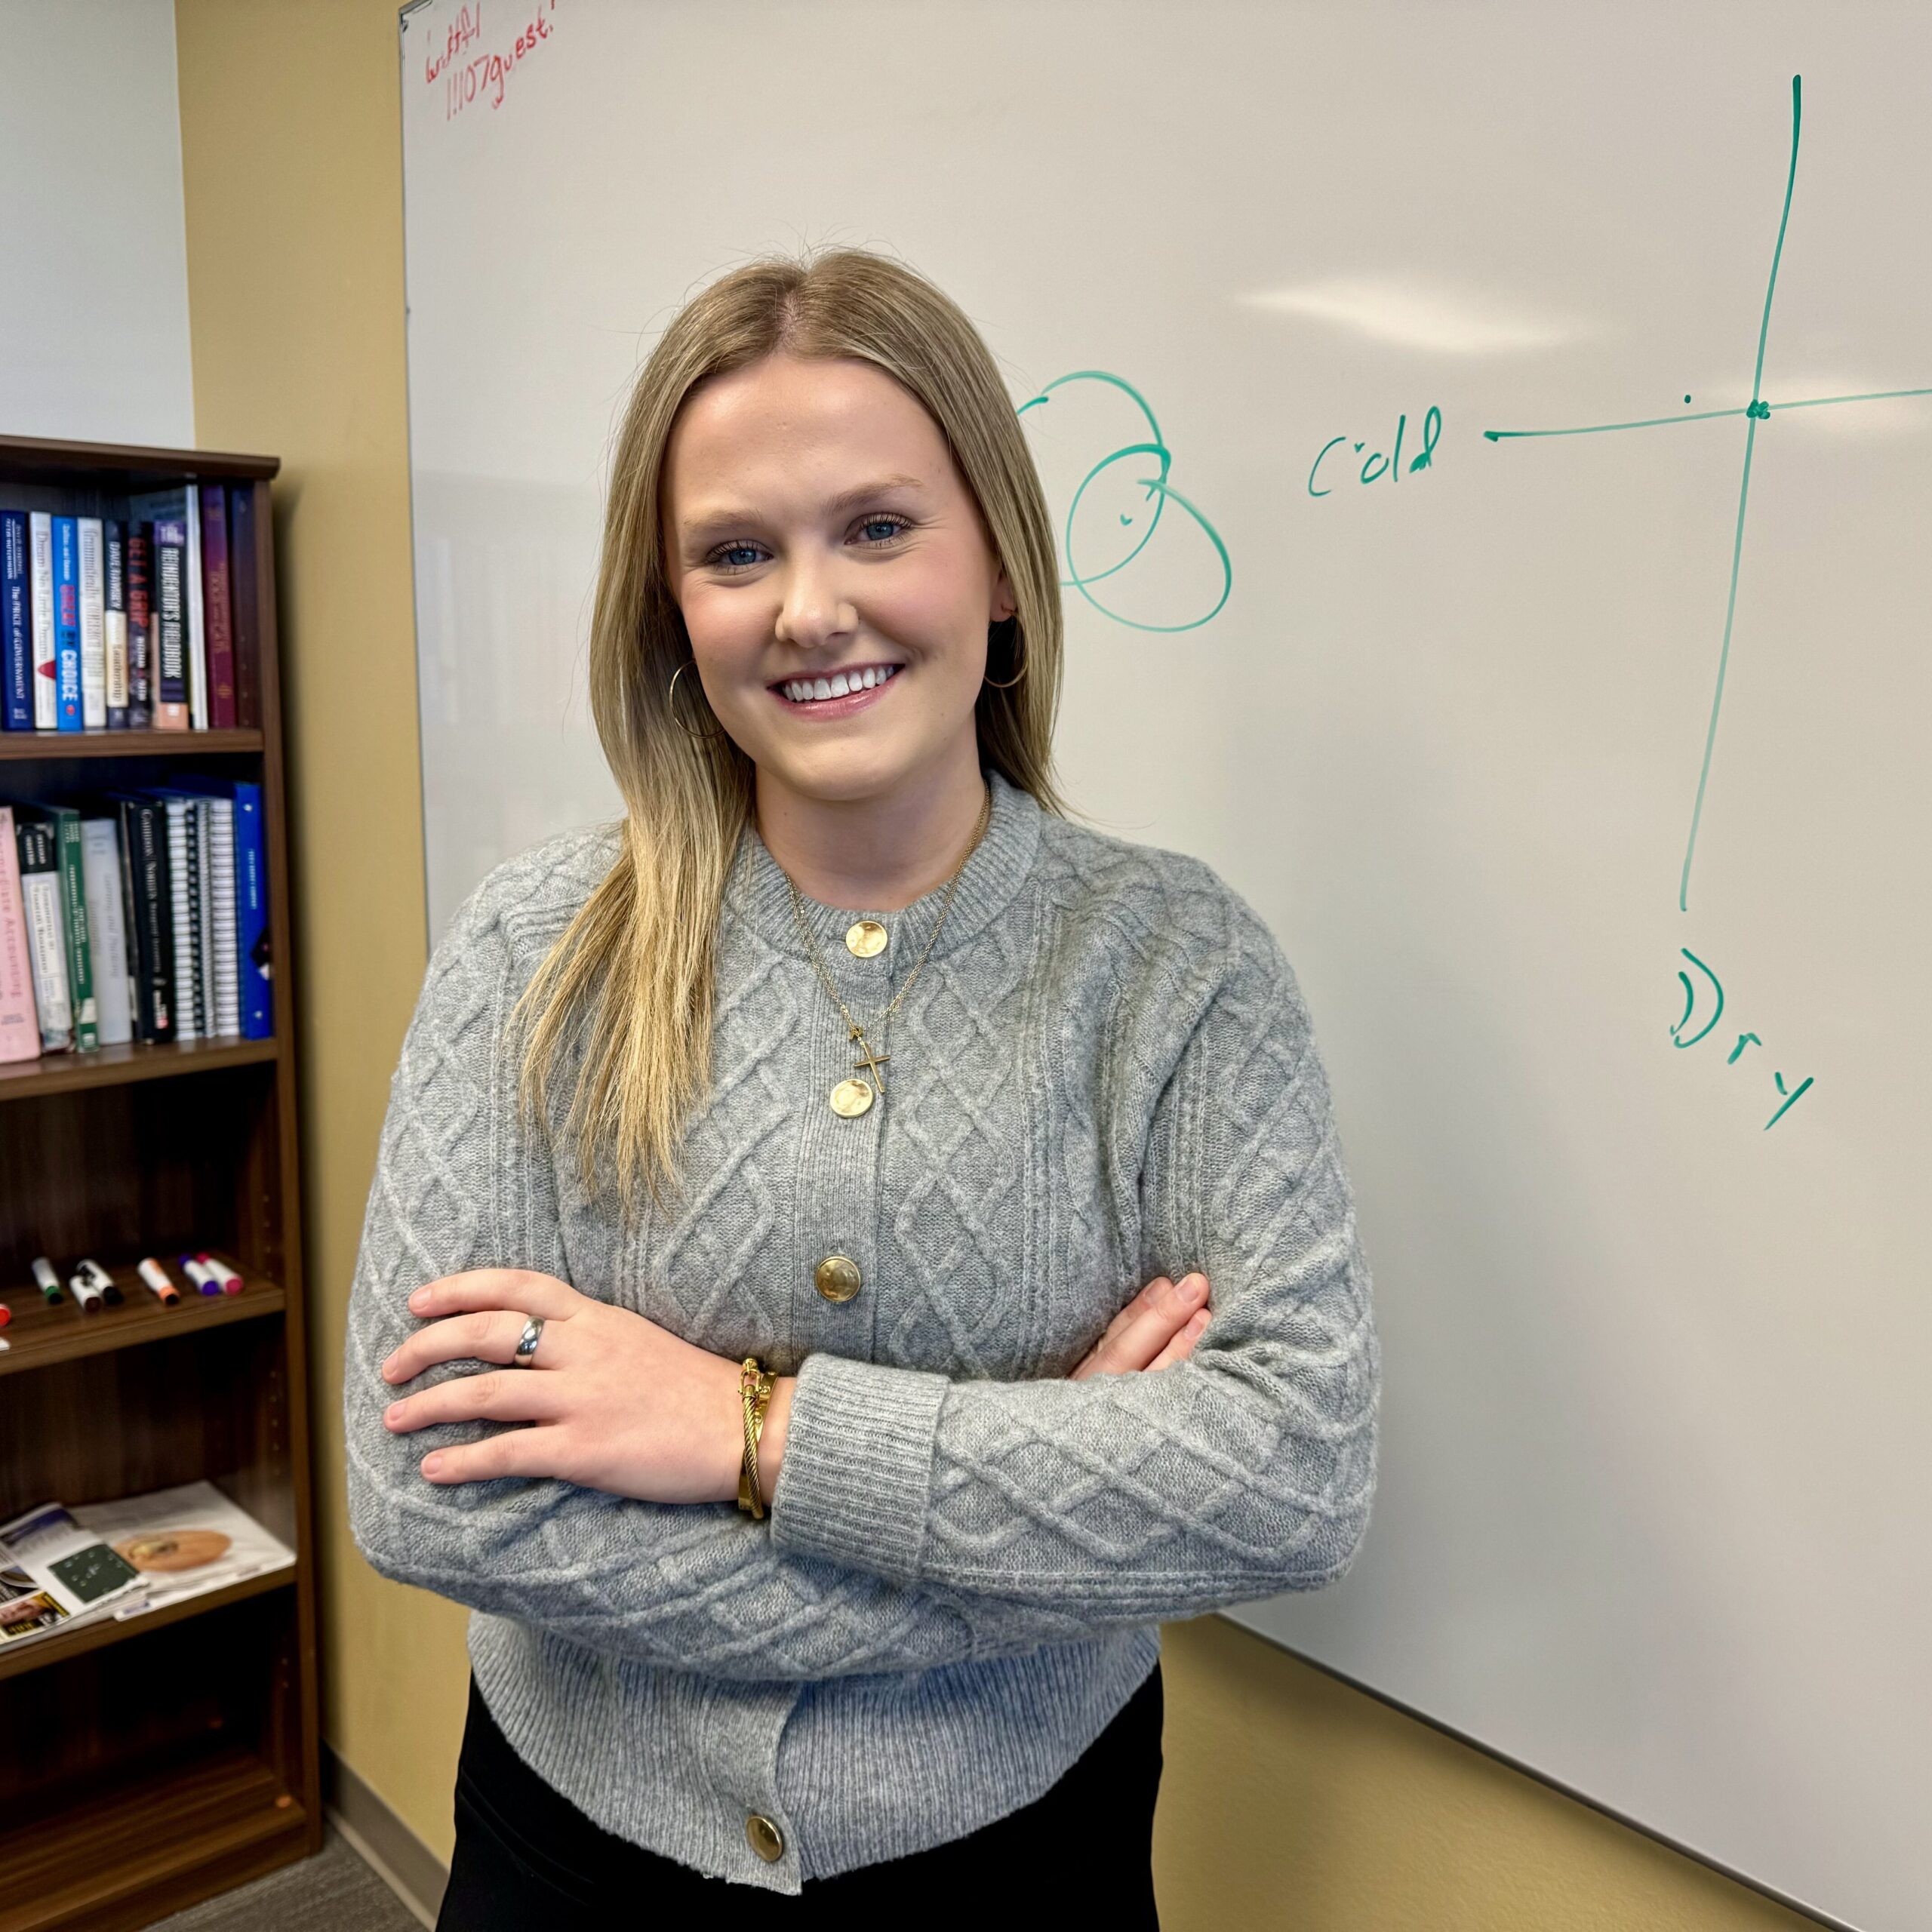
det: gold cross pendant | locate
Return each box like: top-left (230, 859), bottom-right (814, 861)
top-left (848, 1024), bottom-right (891, 1097)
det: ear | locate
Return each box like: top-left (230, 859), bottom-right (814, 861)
top-left (991, 565), bottom-right (1019, 625)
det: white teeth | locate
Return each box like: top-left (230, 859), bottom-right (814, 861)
top-left (779, 664), bottom-right (898, 703)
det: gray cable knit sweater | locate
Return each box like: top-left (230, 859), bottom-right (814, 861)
top-left (344, 767), bottom-right (1379, 1895)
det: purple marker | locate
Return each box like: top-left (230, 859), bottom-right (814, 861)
top-left (180, 1255), bottom-right (223, 1297)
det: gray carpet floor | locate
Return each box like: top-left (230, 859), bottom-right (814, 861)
top-left (148, 1827), bottom-right (425, 1931)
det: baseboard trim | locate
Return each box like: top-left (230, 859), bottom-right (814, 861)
top-left (322, 1743), bottom-right (451, 1929)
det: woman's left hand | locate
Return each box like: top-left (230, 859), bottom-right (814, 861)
top-left (380, 1269), bottom-right (789, 1504)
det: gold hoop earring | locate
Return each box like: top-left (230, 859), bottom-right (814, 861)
top-left (983, 617), bottom-right (1027, 691)
top-left (667, 660), bottom-right (726, 742)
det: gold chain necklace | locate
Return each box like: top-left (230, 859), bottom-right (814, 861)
top-left (781, 782), bottom-right (992, 1118)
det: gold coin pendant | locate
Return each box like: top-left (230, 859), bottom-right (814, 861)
top-left (829, 1077), bottom-right (875, 1118)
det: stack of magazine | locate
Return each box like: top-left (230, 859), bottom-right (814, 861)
top-left (0, 1482), bottom-right (295, 1652)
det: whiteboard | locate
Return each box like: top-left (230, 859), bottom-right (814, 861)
top-left (397, 6), bottom-right (1932, 1926)
top-left (0, 0), bottom-right (195, 447)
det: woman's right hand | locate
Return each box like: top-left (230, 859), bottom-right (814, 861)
top-left (1069, 1272), bottom-right (1211, 1379)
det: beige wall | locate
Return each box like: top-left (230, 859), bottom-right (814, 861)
top-left (172, 6), bottom-right (1816, 1924)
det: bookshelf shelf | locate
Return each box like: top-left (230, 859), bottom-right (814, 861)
top-left (0, 436), bottom-right (319, 1924)
top-left (0, 1568), bottom-right (296, 1687)
top-left (0, 1743), bottom-right (306, 1932)
top-left (0, 728), bottom-right (263, 763)
top-left (0, 1258), bottom-right (285, 1377)
top-left (0, 1034), bottom-right (278, 1101)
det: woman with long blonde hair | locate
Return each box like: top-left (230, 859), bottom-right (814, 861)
top-left (346, 245), bottom-right (1378, 1924)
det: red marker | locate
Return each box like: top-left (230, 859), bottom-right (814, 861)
top-left (195, 1254), bottom-right (245, 1296)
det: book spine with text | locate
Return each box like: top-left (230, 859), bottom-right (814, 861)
top-left (78, 818), bottom-right (133, 1046)
top-left (54, 515), bottom-right (82, 731)
top-left (229, 485), bottom-right (260, 728)
top-left (151, 520), bottom-right (189, 730)
top-left (126, 523), bottom-right (153, 728)
top-left (112, 795), bottom-right (143, 1038)
top-left (103, 518), bottom-right (129, 728)
top-left (29, 512), bottom-right (56, 729)
top-left (114, 795), bottom-right (174, 1042)
top-left (77, 517), bottom-right (106, 729)
top-left (2, 511), bottom-right (30, 730)
top-left (48, 807), bottom-right (97, 1050)
top-left (232, 780), bottom-right (271, 1038)
top-left (14, 814), bottom-right (71, 1051)
top-left (184, 490), bottom-right (208, 729)
top-left (0, 806), bottom-right (40, 1061)
top-left (198, 485), bottom-right (236, 728)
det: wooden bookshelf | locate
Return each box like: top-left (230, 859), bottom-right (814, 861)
top-left (0, 435), bottom-right (321, 1926)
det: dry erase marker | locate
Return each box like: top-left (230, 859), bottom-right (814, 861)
top-left (75, 1258), bottom-right (122, 1307)
top-left (180, 1256), bottom-right (223, 1297)
top-left (30, 1257), bottom-right (64, 1306)
top-left (68, 1270), bottom-right (106, 1315)
top-left (195, 1254), bottom-right (244, 1295)
top-left (0, 1303), bottom-right (11, 1328)
top-left (137, 1257), bottom-right (180, 1307)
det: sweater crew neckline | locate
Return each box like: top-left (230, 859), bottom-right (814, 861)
top-left (725, 766), bottom-right (1041, 962)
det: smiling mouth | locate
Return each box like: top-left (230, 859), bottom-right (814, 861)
top-left (771, 663), bottom-right (903, 706)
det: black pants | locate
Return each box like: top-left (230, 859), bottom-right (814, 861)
top-left (438, 1664), bottom-right (1164, 1927)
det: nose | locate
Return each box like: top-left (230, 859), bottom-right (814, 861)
top-left (774, 545), bottom-right (858, 652)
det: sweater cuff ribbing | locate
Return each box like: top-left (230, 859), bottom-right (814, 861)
top-left (768, 1351), bottom-right (948, 1585)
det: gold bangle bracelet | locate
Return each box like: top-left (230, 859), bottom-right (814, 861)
top-left (738, 1356), bottom-right (774, 1518)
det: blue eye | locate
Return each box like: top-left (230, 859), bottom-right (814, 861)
top-left (703, 513), bottom-right (912, 574)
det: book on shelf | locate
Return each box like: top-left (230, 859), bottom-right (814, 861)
top-left (112, 791), bottom-right (175, 1044)
top-left (0, 774), bottom-right (269, 1062)
top-left (103, 516), bottom-right (130, 729)
top-left (2, 510), bottom-right (31, 731)
top-left (0, 804), bottom-right (38, 1062)
top-left (229, 483), bottom-right (260, 728)
top-left (15, 804), bottom-right (99, 1051)
top-left (11, 808), bottom-right (72, 1051)
top-left (77, 515), bottom-right (106, 730)
top-left (28, 509), bottom-right (56, 729)
top-left (148, 515), bottom-right (190, 731)
top-left (78, 814), bottom-right (134, 1047)
top-left (0, 481), bottom-right (257, 734)
top-left (126, 519), bottom-right (153, 728)
top-left (53, 513), bottom-right (82, 731)
top-left (126, 485), bottom-right (208, 730)
top-left (197, 485), bottom-right (237, 728)
top-left (0, 1503), bottom-right (149, 1652)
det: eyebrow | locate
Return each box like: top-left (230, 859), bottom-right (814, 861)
top-left (677, 473), bottom-right (928, 543)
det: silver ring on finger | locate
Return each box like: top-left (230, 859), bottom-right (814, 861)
top-left (512, 1316), bottom-right (545, 1368)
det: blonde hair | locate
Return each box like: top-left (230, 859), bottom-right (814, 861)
top-left (514, 245), bottom-right (1068, 1214)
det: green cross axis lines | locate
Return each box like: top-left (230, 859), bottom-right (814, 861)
top-left (1484, 75), bottom-right (1932, 912)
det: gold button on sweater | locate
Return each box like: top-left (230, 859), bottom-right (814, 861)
top-left (343, 768), bottom-right (1380, 1895)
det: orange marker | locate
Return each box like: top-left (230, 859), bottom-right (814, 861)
top-left (137, 1258), bottom-right (180, 1307)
